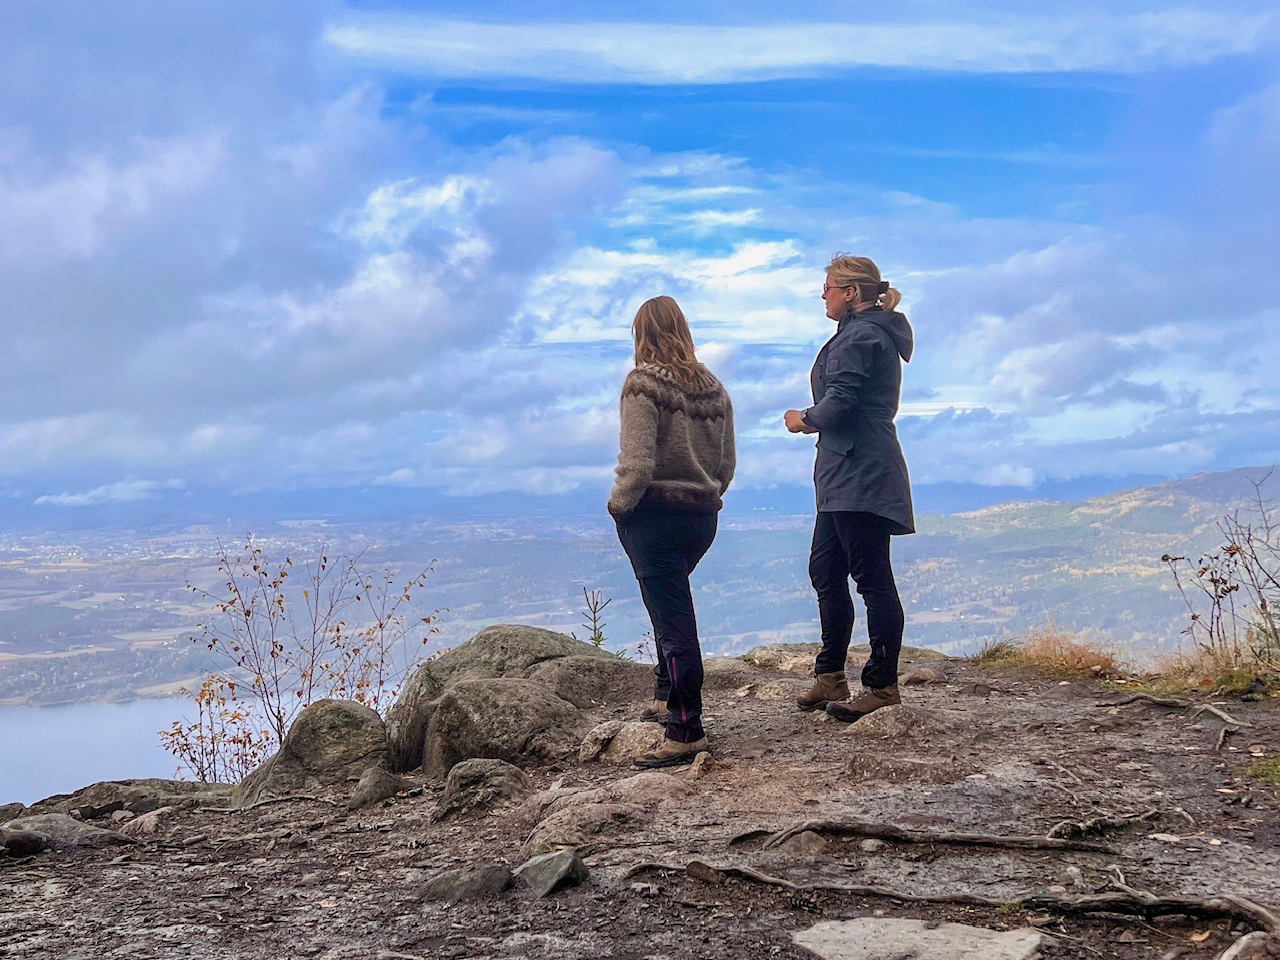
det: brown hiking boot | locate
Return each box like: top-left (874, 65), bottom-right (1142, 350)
top-left (825, 685), bottom-right (901, 723)
top-left (634, 737), bottom-right (709, 769)
top-left (638, 699), bottom-right (667, 723)
top-left (796, 672), bottom-right (850, 712)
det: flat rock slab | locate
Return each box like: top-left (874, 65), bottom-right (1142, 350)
top-left (4, 814), bottom-right (134, 851)
top-left (844, 704), bottom-right (949, 739)
top-left (793, 918), bottom-right (1047, 960)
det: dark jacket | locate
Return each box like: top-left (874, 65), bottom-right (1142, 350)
top-left (803, 306), bottom-right (914, 534)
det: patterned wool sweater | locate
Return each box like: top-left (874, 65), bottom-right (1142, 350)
top-left (608, 362), bottom-right (736, 517)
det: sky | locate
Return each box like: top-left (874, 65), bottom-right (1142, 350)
top-left (2, 0), bottom-right (1279, 521)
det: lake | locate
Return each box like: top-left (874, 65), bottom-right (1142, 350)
top-left (0, 699), bottom-right (190, 806)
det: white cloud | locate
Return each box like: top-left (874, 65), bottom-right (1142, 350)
top-left (35, 478), bottom-right (184, 507)
top-left (0, 133), bottom-right (226, 264)
top-left (324, 12), bottom-right (1276, 83)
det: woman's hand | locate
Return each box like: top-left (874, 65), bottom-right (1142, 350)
top-left (784, 409), bottom-right (817, 434)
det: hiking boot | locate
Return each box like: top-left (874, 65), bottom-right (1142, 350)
top-left (796, 672), bottom-right (850, 712)
top-left (825, 685), bottom-right (901, 723)
top-left (634, 737), bottom-right (709, 769)
top-left (638, 699), bottom-right (667, 723)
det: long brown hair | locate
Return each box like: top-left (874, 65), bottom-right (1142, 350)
top-left (633, 296), bottom-right (701, 385)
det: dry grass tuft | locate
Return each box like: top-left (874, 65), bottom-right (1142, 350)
top-left (1149, 645), bottom-right (1279, 697)
top-left (970, 636), bottom-right (1021, 666)
top-left (969, 629), bottom-right (1126, 681)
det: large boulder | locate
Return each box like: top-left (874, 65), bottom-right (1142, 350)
top-left (423, 678), bottom-right (587, 778)
top-left (385, 664), bottom-right (445, 772)
top-left (234, 700), bottom-right (388, 808)
top-left (527, 655), bottom-right (650, 708)
top-left (421, 864), bottom-right (513, 901)
top-left (388, 625), bottom-right (628, 773)
top-left (434, 758), bottom-right (534, 821)
top-left (1, 827), bottom-right (48, 857)
top-left (426, 625), bottom-right (615, 688)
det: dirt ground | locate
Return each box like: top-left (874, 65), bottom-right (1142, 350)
top-left (3, 654), bottom-right (1279, 960)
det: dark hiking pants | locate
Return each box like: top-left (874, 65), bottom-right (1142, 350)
top-left (616, 508), bottom-right (717, 743)
top-left (809, 510), bottom-right (904, 690)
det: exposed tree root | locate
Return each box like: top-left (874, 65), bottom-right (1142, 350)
top-left (1047, 808), bottom-right (1161, 841)
top-left (1190, 704), bottom-right (1251, 729)
top-left (738, 818), bottom-right (1118, 854)
top-left (1099, 694), bottom-right (1190, 709)
top-left (200, 795), bottom-right (339, 813)
top-left (624, 861), bottom-right (1280, 932)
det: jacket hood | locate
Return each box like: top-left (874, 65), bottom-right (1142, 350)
top-left (855, 309), bottom-right (914, 362)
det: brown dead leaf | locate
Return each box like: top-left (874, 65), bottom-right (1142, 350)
top-left (687, 860), bottom-right (727, 885)
top-left (1190, 931), bottom-right (1213, 943)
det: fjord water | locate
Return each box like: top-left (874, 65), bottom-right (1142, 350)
top-left (0, 699), bottom-right (187, 806)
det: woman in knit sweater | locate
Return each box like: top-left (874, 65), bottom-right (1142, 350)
top-left (608, 296), bottom-right (735, 768)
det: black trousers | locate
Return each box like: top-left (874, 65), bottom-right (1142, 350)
top-left (616, 508), bottom-right (717, 743)
top-left (809, 510), bottom-right (904, 690)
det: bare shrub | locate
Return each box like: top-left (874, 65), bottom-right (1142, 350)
top-left (162, 535), bottom-right (442, 782)
top-left (1162, 470), bottom-right (1280, 672)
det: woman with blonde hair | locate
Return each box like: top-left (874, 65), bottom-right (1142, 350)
top-left (609, 295), bottom-right (735, 768)
top-left (785, 255), bottom-right (914, 723)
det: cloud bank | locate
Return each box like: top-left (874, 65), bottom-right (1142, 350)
top-left (3, 1), bottom-right (1279, 513)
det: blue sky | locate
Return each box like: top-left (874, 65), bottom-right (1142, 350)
top-left (2, 1), bottom-right (1279, 517)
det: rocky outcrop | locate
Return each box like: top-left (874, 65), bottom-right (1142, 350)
top-left (418, 624), bottom-right (616, 688)
top-left (234, 699), bottom-right (388, 808)
top-left (423, 678), bottom-right (587, 778)
top-left (740, 643), bottom-right (821, 675)
top-left (387, 625), bottom-right (643, 773)
top-left (844, 704), bottom-right (950, 739)
top-left (3, 813), bottom-right (134, 851)
top-left (27, 779), bottom-right (231, 818)
top-left (519, 802), bottom-right (636, 859)
top-left (527, 654), bottom-right (648, 708)
top-left (384, 662), bottom-right (445, 772)
top-left (0, 802), bottom-right (27, 823)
